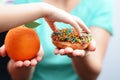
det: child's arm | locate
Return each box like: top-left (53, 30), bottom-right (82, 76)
top-left (0, 2), bottom-right (90, 35)
top-left (56, 27), bottom-right (110, 80)
top-left (71, 27), bottom-right (110, 80)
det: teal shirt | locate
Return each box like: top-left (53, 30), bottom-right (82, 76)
top-left (14, 0), bottom-right (113, 80)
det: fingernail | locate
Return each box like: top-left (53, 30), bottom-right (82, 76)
top-left (88, 29), bottom-right (91, 33)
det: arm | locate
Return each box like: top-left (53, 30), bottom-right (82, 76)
top-left (72, 27), bottom-right (110, 80)
top-left (7, 60), bottom-right (34, 80)
top-left (0, 3), bottom-right (46, 32)
top-left (55, 27), bottom-right (110, 80)
top-left (72, 1), bottom-right (113, 79)
top-left (0, 2), bottom-right (90, 34)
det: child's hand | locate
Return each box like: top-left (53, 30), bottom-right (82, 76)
top-left (0, 44), bottom-right (44, 67)
top-left (7, 46), bottom-right (44, 80)
top-left (54, 39), bottom-right (96, 58)
top-left (45, 14), bottom-right (90, 36)
top-left (41, 2), bottom-right (90, 36)
top-left (14, 52), bottom-right (43, 68)
top-left (0, 45), bottom-right (6, 57)
top-left (13, 46), bottom-right (44, 68)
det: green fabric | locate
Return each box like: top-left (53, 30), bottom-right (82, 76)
top-left (14, 0), bottom-right (113, 80)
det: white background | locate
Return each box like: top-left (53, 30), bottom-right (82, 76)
top-left (98, 0), bottom-right (120, 80)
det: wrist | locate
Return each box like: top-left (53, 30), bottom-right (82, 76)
top-left (37, 2), bottom-right (53, 17)
top-left (38, 2), bottom-right (58, 18)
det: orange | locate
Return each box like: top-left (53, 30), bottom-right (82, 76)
top-left (5, 25), bottom-right (40, 61)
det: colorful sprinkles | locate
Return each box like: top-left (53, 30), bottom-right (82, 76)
top-left (52, 28), bottom-right (92, 44)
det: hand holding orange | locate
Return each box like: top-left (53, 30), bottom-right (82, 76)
top-left (5, 25), bottom-right (40, 61)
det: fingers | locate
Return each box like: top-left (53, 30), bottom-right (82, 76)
top-left (64, 48), bottom-right (86, 57)
top-left (14, 59), bottom-right (37, 68)
top-left (36, 50), bottom-right (44, 62)
top-left (73, 50), bottom-right (86, 57)
top-left (88, 39), bottom-right (96, 51)
top-left (54, 47), bottom-right (73, 55)
top-left (0, 45), bottom-right (7, 57)
top-left (54, 39), bottom-right (96, 57)
top-left (54, 49), bottom-right (59, 55)
top-left (31, 59), bottom-right (37, 66)
top-left (45, 18), bottom-right (57, 32)
top-left (36, 45), bottom-right (44, 62)
top-left (64, 16), bottom-right (91, 36)
top-left (14, 57), bottom-right (43, 68)
top-left (23, 60), bottom-right (31, 67)
top-left (68, 20), bottom-right (82, 36)
top-left (54, 39), bottom-right (96, 58)
top-left (54, 47), bottom-right (86, 58)
top-left (45, 16), bottom-right (90, 36)
top-left (75, 16), bottom-right (91, 33)
top-left (64, 47), bottom-right (73, 54)
top-left (14, 48), bottom-right (44, 68)
top-left (14, 61), bottom-right (23, 67)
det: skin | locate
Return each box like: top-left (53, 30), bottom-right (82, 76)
top-left (0, 2), bottom-right (90, 34)
top-left (2, 0), bottom-right (111, 80)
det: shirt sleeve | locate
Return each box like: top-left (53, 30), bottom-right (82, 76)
top-left (88, 0), bottom-right (113, 35)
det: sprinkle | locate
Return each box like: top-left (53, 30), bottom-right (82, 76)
top-left (51, 28), bottom-right (92, 43)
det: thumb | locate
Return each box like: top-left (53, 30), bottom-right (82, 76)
top-left (88, 39), bottom-right (96, 51)
top-left (0, 45), bottom-right (7, 57)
